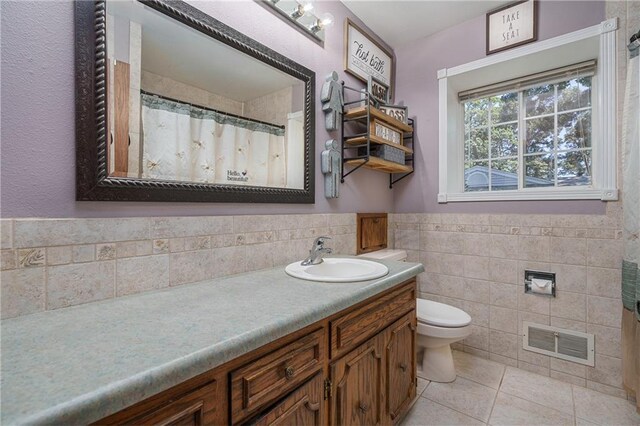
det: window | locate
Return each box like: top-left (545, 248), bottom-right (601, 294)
top-left (437, 19), bottom-right (618, 203)
top-left (462, 75), bottom-right (593, 193)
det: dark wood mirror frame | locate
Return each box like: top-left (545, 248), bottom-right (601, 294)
top-left (75, 0), bottom-right (315, 203)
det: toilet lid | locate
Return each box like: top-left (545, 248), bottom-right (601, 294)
top-left (416, 299), bottom-right (471, 327)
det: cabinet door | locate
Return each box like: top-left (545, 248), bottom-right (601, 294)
top-left (252, 373), bottom-right (323, 426)
top-left (126, 380), bottom-right (221, 426)
top-left (385, 312), bottom-right (416, 422)
top-left (330, 334), bottom-right (384, 426)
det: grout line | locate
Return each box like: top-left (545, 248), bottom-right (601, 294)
top-left (421, 394), bottom-right (492, 424)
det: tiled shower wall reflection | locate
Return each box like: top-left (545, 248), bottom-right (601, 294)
top-left (0, 214), bottom-right (356, 320)
top-left (389, 207), bottom-right (627, 398)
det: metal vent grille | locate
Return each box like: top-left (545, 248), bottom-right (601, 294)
top-left (523, 322), bottom-right (594, 366)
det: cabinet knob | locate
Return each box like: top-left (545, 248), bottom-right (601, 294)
top-left (359, 403), bottom-right (369, 413)
top-left (399, 363), bottom-right (407, 372)
top-left (284, 366), bottom-right (295, 379)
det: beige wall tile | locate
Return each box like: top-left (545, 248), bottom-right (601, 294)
top-left (1, 267), bottom-right (45, 319)
top-left (518, 291), bottom-right (550, 315)
top-left (490, 353), bottom-right (518, 367)
top-left (490, 282), bottom-right (518, 308)
top-left (489, 330), bottom-right (519, 359)
top-left (18, 248), bottom-right (45, 268)
top-left (587, 323), bottom-right (621, 358)
top-left (518, 236), bottom-right (550, 262)
top-left (550, 237), bottom-right (587, 266)
top-left (550, 263), bottom-right (586, 293)
top-left (1, 250), bottom-right (17, 270)
top-left (47, 262), bottom-right (115, 310)
top-left (550, 291), bottom-right (586, 321)
top-left (550, 316), bottom-right (587, 332)
top-left (464, 325), bottom-right (489, 351)
top-left (464, 256), bottom-right (490, 280)
top-left (246, 243), bottom-right (275, 271)
top-left (587, 239), bottom-right (623, 269)
top-left (587, 295), bottom-right (621, 327)
top-left (518, 339), bottom-right (550, 367)
top-left (490, 234), bottom-right (519, 259)
top-left (46, 246), bottom-right (72, 266)
top-left (463, 233), bottom-right (491, 256)
top-left (169, 250), bottom-right (211, 287)
top-left (151, 216), bottom-right (232, 239)
top-left (96, 243), bottom-right (116, 260)
top-left (587, 354), bottom-right (623, 388)
top-left (116, 241), bottom-right (138, 258)
top-left (550, 370), bottom-right (587, 387)
top-left (517, 361), bottom-right (550, 377)
top-left (489, 258), bottom-right (518, 284)
top-left (1, 219), bottom-right (13, 249)
top-left (587, 267), bottom-right (621, 298)
top-left (463, 279), bottom-right (490, 304)
top-left (14, 218), bottom-right (149, 248)
top-left (117, 255), bottom-right (169, 296)
top-left (550, 357), bottom-right (587, 378)
top-left (72, 244), bottom-right (95, 263)
top-left (211, 246), bottom-right (246, 278)
top-left (585, 380), bottom-right (629, 399)
top-left (395, 229), bottom-right (419, 250)
top-left (490, 306), bottom-right (518, 333)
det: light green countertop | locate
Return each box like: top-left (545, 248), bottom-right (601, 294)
top-left (1, 259), bottom-right (423, 425)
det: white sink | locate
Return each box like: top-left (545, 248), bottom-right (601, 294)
top-left (285, 257), bottom-right (389, 283)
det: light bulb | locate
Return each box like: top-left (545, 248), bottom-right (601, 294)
top-left (310, 12), bottom-right (334, 33)
top-left (291, 1), bottom-right (313, 19)
top-left (319, 12), bottom-right (334, 27)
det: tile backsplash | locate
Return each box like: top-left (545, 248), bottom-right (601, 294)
top-left (0, 214), bottom-right (356, 319)
top-left (389, 207), bottom-right (627, 399)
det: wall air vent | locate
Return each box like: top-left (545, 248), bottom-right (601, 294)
top-left (523, 322), bottom-right (594, 366)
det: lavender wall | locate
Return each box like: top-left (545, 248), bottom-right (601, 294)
top-left (393, 1), bottom-right (608, 214)
top-left (0, 1), bottom-right (394, 218)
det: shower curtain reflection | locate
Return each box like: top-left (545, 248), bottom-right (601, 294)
top-left (140, 93), bottom-right (287, 187)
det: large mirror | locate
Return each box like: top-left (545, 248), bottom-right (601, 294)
top-left (75, 0), bottom-right (315, 203)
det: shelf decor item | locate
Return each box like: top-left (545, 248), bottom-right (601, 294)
top-left (344, 18), bottom-right (394, 98)
top-left (379, 104), bottom-right (408, 124)
top-left (486, 0), bottom-right (537, 55)
top-left (372, 119), bottom-right (401, 145)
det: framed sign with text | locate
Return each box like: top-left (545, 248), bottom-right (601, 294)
top-left (344, 18), bottom-right (394, 99)
top-left (486, 0), bottom-right (537, 55)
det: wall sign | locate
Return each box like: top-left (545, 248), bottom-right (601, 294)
top-left (486, 0), bottom-right (537, 55)
top-left (368, 76), bottom-right (390, 105)
top-left (344, 18), bottom-right (394, 98)
top-left (379, 105), bottom-right (408, 124)
top-left (373, 121), bottom-right (401, 145)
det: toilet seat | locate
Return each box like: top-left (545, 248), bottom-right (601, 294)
top-left (417, 299), bottom-right (471, 328)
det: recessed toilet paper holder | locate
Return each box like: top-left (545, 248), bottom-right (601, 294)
top-left (524, 270), bottom-right (556, 297)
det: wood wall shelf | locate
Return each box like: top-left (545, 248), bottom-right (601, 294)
top-left (344, 135), bottom-right (413, 154)
top-left (341, 84), bottom-right (416, 188)
top-left (344, 106), bottom-right (413, 133)
top-left (345, 157), bottom-right (413, 174)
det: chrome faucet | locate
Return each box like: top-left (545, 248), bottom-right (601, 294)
top-left (301, 236), bottom-right (333, 266)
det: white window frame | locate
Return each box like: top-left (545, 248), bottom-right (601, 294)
top-left (438, 19), bottom-right (618, 203)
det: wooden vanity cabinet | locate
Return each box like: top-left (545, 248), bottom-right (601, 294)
top-left (96, 279), bottom-right (417, 426)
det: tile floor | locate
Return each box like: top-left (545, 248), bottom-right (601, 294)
top-left (402, 351), bottom-right (640, 426)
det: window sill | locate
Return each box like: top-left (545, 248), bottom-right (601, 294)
top-left (438, 188), bottom-right (618, 203)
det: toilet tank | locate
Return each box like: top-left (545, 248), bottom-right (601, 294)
top-left (358, 249), bottom-right (408, 262)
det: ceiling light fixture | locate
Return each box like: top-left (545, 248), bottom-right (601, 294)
top-left (258, 0), bottom-right (332, 44)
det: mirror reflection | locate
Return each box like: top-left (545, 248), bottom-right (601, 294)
top-left (106, 0), bottom-right (306, 189)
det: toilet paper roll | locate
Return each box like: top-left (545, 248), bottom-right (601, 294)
top-left (531, 277), bottom-right (553, 295)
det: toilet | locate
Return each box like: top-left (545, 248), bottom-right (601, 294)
top-left (358, 248), bottom-right (473, 383)
top-left (416, 299), bottom-right (472, 382)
